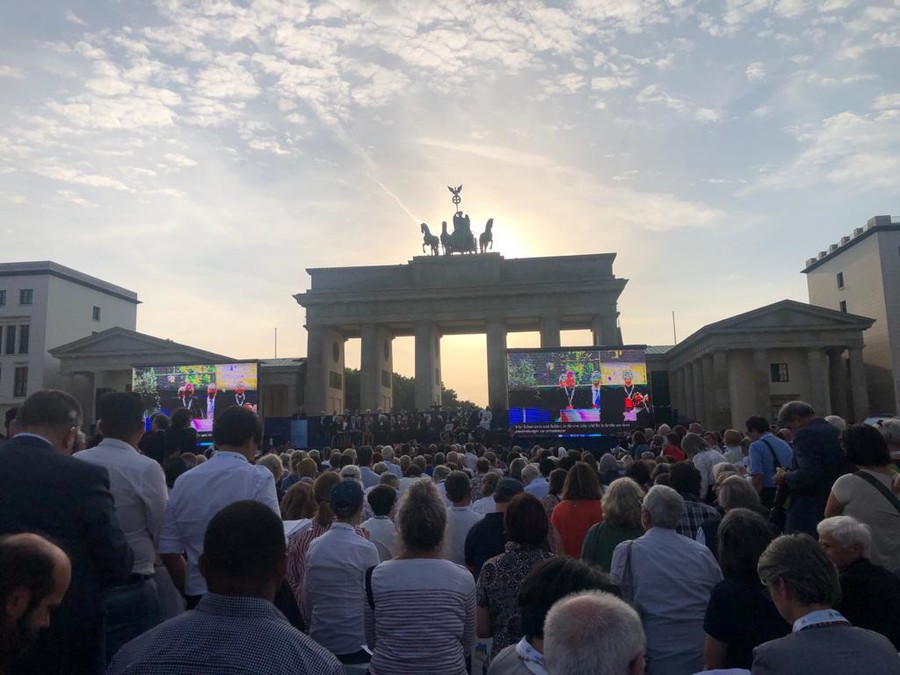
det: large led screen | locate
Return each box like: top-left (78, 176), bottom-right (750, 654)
top-left (132, 362), bottom-right (259, 438)
top-left (507, 346), bottom-right (651, 437)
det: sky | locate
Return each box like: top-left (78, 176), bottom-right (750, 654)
top-left (1, 0), bottom-right (899, 407)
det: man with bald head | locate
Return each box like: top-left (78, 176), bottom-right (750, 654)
top-left (0, 390), bottom-right (132, 673)
top-left (0, 534), bottom-right (72, 669)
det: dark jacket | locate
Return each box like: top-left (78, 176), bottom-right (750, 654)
top-left (838, 558), bottom-right (900, 649)
top-left (0, 434), bottom-right (133, 674)
top-left (784, 418), bottom-right (843, 535)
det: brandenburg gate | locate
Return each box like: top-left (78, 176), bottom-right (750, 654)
top-left (295, 253), bottom-right (627, 414)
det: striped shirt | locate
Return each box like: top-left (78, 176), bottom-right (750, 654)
top-left (364, 558), bottom-right (476, 675)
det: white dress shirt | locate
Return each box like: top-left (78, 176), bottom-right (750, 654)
top-left (524, 477), bottom-right (550, 499)
top-left (472, 496), bottom-right (496, 515)
top-left (76, 438), bottom-right (168, 576)
top-left (303, 522), bottom-right (380, 656)
top-left (443, 505), bottom-right (483, 565)
top-left (159, 451), bottom-right (279, 596)
top-left (361, 515), bottom-right (398, 561)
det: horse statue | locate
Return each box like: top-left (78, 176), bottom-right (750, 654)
top-left (420, 223), bottom-right (439, 256)
top-left (440, 221), bottom-right (450, 255)
top-left (479, 218), bottom-right (494, 253)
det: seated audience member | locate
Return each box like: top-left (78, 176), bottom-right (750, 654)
top-left (721, 429), bottom-right (744, 466)
top-left (0, 534), bottom-right (72, 671)
top-left (598, 453), bottom-right (621, 491)
top-left (551, 463), bottom-right (603, 557)
top-left (110, 501), bottom-right (343, 674)
top-left (817, 516), bottom-right (900, 648)
top-left (304, 481), bottom-right (379, 664)
top-left (543, 590), bottom-right (645, 675)
top-left (362, 485), bottom-right (399, 562)
top-left (703, 509), bottom-right (789, 670)
top-left (670, 462), bottom-right (721, 541)
top-left (138, 413), bottom-right (169, 465)
top-left (487, 557), bottom-right (617, 675)
top-left (443, 471), bottom-right (484, 566)
top-left (477, 494), bottom-right (555, 662)
top-left (364, 479), bottom-right (475, 675)
top-left (610, 485), bottom-right (721, 675)
top-left (541, 468), bottom-right (567, 515)
top-left (280, 481), bottom-right (316, 522)
top-left (257, 454), bottom-right (285, 501)
top-left (663, 432), bottom-right (686, 461)
top-left (164, 408), bottom-right (198, 458)
top-left (522, 464), bottom-right (549, 499)
top-left (471, 458), bottom-right (492, 501)
top-left (753, 533), bottom-right (900, 675)
top-left (281, 453), bottom-right (305, 492)
top-left (581, 477), bottom-right (645, 572)
top-left (466, 478), bottom-right (524, 578)
top-left (825, 424), bottom-right (900, 575)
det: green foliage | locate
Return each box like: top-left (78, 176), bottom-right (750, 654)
top-left (343, 368), bottom-right (478, 412)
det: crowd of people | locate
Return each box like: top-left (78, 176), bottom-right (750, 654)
top-left (2, 389), bottom-right (900, 674)
top-left (313, 407), bottom-right (495, 448)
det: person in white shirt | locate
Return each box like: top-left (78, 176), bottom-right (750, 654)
top-left (443, 471), bottom-right (484, 566)
top-left (76, 392), bottom-right (169, 663)
top-left (357, 446), bottom-right (380, 488)
top-left (473, 472), bottom-right (500, 515)
top-left (362, 485), bottom-right (399, 562)
top-left (159, 406), bottom-right (279, 608)
top-left (434, 465), bottom-right (452, 506)
top-left (381, 446), bottom-right (403, 478)
top-left (304, 480), bottom-right (379, 664)
top-left (522, 464), bottom-right (550, 499)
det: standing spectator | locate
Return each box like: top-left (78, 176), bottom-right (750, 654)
top-left (684, 432), bottom-right (727, 501)
top-left (543, 591), bottom-right (645, 675)
top-left (2, 406), bottom-right (17, 439)
top-left (466, 478), bottom-right (524, 577)
top-left (880, 418), bottom-right (900, 462)
top-left (473, 471), bottom-right (501, 515)
top-left (138, 413), bottom-right (169, 466)
top-left (477, 494), bottom-right (554, 662)
top-left (663, 432), bottom-right (686, 461)
top-left (357, 445), bottom-right (380, 488)
top-left (443, 471), bottom-right (483, 566)
top-left (471, 457), bottom-right (491, 501)
top-left (76, 393), bottom-right (168, 663)
top-left (163, 408), bottom-right (197, 458)
top-left (160, 406), bottom-right (278, 608)
top-left (669, 462), bottom-right (721, 541)
top-left (362, 485), bottom-right (399, 562)
top-left (825, 424), bottom-right (900, 575)
top-left (257, 454), bottom-right (285, 503)
top-left (610, 485), bottom-right (722, 675)
top-left (774, 401), bottom-right (844, 536)
top-left (304, 481), bottom-right (379, 664)
top-left (110, 501), bottom-right (342, 675)
top-left (817, 516), bottom-right (900, 648)
top-left (381, 446), bottom-right (403, 478)
top-left (0, 390), bottom-right (132, 673)
top-left (551, 463), bottom-right (603, 557)
top-left (703, 509), bottom-right (789, 670)
top-left (746, 416), bottom-right (793, 509)
top-left (721, 429), bottom-right (745, 466)
top-left (581, 477), bottom-right (645, 572)
top-left (541, 468), bottom-right (566, 516)
top-left (486, 557), bottom-right (617, 675)
top-left (0, 534), bottom-right (72, 671)
top-left (753, 534), bottom-right (900, 675)
top-left (365, 480), bottom-right (476, 674)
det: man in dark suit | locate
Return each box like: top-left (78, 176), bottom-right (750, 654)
top-left (754, 534), bottom-right (900, 675)
top-left (0, 390), bottom-right (133, 674)
top-left (774, 401), bottom-right (844, 536)
top-left (176, 383), bottom-right (203, 420)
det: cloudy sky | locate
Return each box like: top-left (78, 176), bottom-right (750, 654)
top-left (2, 0), bottom-right (898, 406)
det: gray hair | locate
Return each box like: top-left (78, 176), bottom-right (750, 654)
top-left (777, 401), bottom-right (815, 425)
top-left (509, 457), bottom-right (527, 481)
top-left (713, 463), bottom-right (738, 484)
top-left (521, 464), bottom-right (540, 484)
top-left (681, 432), bottom-right (708, 459)
top-left (880, 419), bottom-right (900, 446)
top-left (433, 465), bottom-right (451, 482)
top-left (382, 446), bottom-right (395, 461)
top-left (256, 454), bottom-right (283, 483)
top-left (598, 453), bottom-right (619, 473)
top-left (641, 485), bottom-right (684, 529)
top-left (544, 591), bottom-right (645, 675)
top-left (758, 534), bottom-right (841, 607)
top-left (718, 475), bottom-right (762, 512)
top-left (373, 462), bottom-right (388, 475)
top-left (824, 415), bottom-right (847, 431)
top-left (340, 465), bottom-right (361, 483)
top-left (817, 516), bottom-right (872, 558)
top-left (379, 472), bottom-right (399, 489)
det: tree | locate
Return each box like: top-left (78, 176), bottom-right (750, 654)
top-left (343, 368), bottom-right (480, 412)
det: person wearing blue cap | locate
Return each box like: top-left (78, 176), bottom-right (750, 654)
top-left (303, 480), bottom-right (379, 664)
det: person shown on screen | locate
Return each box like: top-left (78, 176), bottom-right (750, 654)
top-left (178, 384), bottom-right (202, 420)
top-left (203, 383), bottom-right (217, 420)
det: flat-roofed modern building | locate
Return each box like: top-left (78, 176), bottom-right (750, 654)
top-left (804, 215), bottom-right (900, 415)
top-left (0, 261), bottom-right (139, 419)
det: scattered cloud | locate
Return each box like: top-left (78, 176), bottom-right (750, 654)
top-left (0, 65), bottom-right (24, 79)
top-left (746, 62), bottom-right (766, 81)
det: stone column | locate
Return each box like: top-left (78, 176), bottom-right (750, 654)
top-left (303, 325), bottom-right (325, 415)
top-left (806, 348), bottom-right (831, 417)
top-left (848, 346), bottom-right (869, 422)
top-left (486, 320), bottom-right (508, 412)
top-left (591, 314), bottom-right (621, 346)
top-left (414, 323), bottom-right (441, 410)
top-left (827, 348), bottom-right (849, 420)
top-left (752, 349), bottom-right (771, 419)
top-left (539, 317), bottom-right (561, 348)
top-left (361, 324), bottom-right (393, 412)
top-left (684, 363), bottom-right (695, 421)
top-left (692, 359), bottom-right (705, 423)
top-left (701, 355), bottom-right (715, 426)
top-left (712, 351), bottom-right (730, 429)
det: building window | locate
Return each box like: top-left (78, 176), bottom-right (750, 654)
top-left (4, 325), bottom-right (15, 355)
top-left (836, 272), bottom-right (844, 289)
top-left (13, 366), bottom-right (27, 398)
top-left (17, 325), bottom-right (28, 354)
top-left (839, 300), bottom-right (847, 313)
top-left (19, 289), bottom-right (32, 305)
top-left (770, 363), bottom-right (790, 383)
top-left (0, 290), bottom-right (5, 306)
top-left (92, 306), bottom-right (101, 322)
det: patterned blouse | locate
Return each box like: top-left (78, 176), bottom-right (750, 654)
top-left (476, 543), bottom-right (556, 661)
